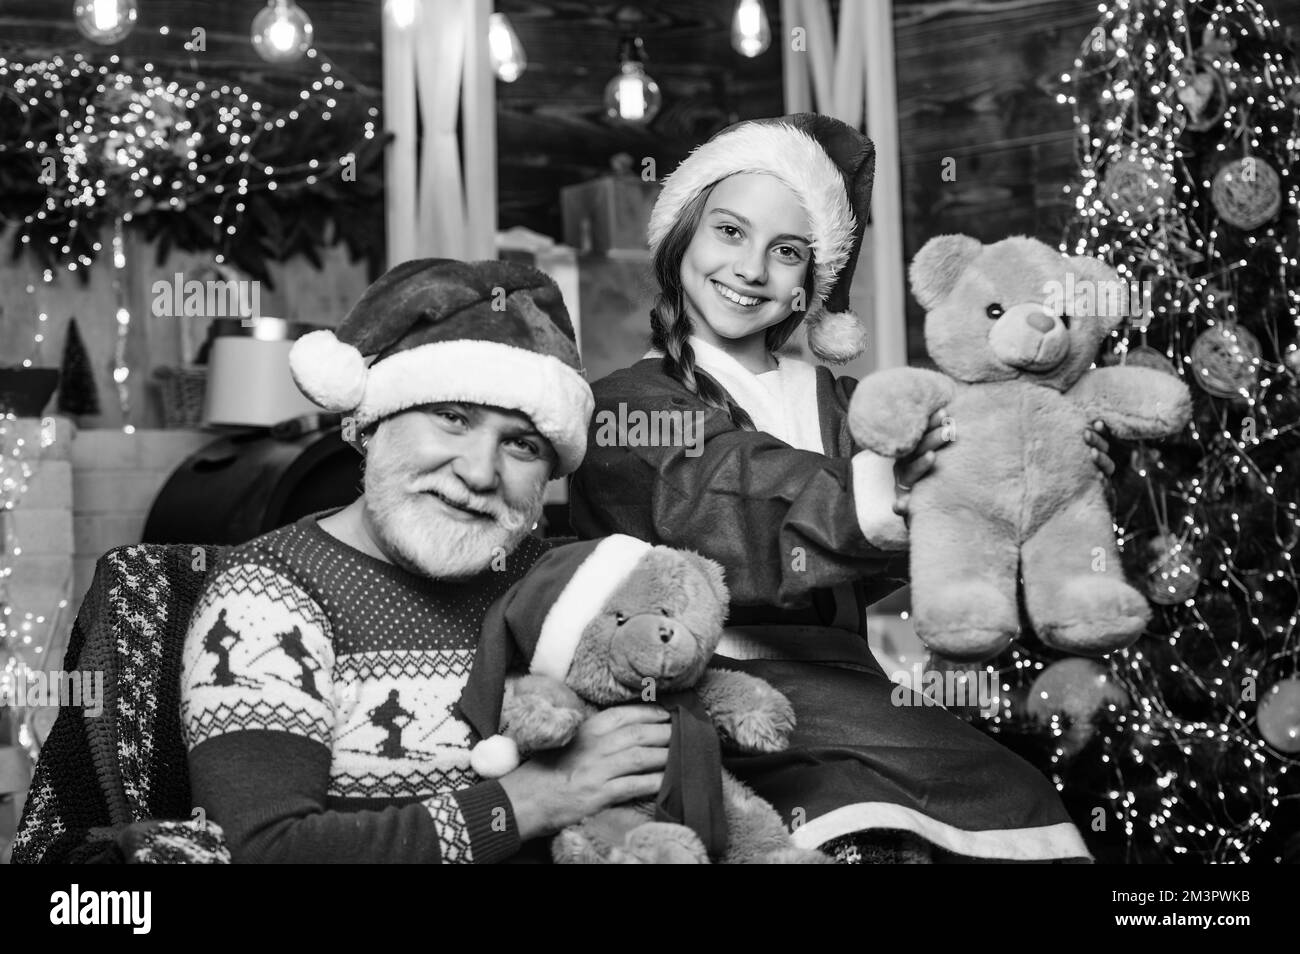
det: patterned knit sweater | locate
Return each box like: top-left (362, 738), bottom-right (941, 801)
top-left (180, 514), bottom-right (547, 863)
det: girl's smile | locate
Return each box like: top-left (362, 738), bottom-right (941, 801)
top-left (710, 278), bottom-right (768, 308)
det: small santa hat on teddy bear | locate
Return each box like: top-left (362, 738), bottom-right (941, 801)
top-left (456, 534), bottom-right (657, 778)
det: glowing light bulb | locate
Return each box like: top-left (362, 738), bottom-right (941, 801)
top-left (488, 13), bottom-right (526, 82)
top-left (251, 0), bottom-right (313, 64)
top-left (73, 0), bottom-right (138, 44)
top-left (387, 0), bottom-right (417, 29)
top-left (604, 38), bottom-right (661, 125)
top-left (731, 0), bottom-right (771, 57)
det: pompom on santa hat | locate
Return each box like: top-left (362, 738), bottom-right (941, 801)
top-left (455, 534), bottom-right (659, 778)
top-left (289, 258), bottom-right (594, 475)
top-left (647, 112), bottom-right (876, 365)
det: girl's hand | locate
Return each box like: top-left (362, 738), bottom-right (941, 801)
top-left (1085, 420), bottom-right (1115, 478)
top-left (892, 409), bottom-right (951, 519)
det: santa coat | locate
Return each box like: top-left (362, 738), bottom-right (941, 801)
top-left (571, 339), bottom-right (1093, 862)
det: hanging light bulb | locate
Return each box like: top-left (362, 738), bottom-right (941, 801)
top-left (251, 0), bottom-right (314, 64)
top-left (73, 0), bottom-right (139, 45)
top-left (488, 13), bottom-right (527, 82)
top-left (603, 36), bottom-right (661, 125)
top-left (386, 0), bottom-right (418, 30)
top-left (731, 0), bottom-right (771, 57)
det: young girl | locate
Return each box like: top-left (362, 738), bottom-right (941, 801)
top-left (571, 113), bottom-right (1113, 862)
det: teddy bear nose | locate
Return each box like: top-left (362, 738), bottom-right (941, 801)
top-left (1026, 311), bottom-right (1056, 333)
top-left (658, 621), bottom-right (674, 643)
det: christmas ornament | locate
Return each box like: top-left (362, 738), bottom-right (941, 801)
top-left (1146, 532), bottom-right (1201, 605)
top-left (1175, 65), bottom-right (1227, 130)
top-left (1257, 677), bottom-right (1300, 754)
top-left (1190, 322), bottom-right (1261, 398)
top-left (1211, 158), bottom-right (1282, 230)
top-left (1196, 25), bottom-right (1236, 62)
top-left (73, 0), bottom-right (138, 45)
top-left (1101, 151), bottom-right (1174, 223)
top-left (1026, 658), bottom-right (1129, 758)
top-left (1124, 344), bottom-right (1177, 374)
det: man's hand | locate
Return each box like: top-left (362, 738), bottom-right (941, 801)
top-left (498, 704), bottom-right (670, 842)
top-left (892, 409), bottom-right (951, 519)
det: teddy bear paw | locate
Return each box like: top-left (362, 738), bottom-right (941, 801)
top-left (619, 823), bottom-right (711, 864)
top-left (502, 696), bottom-right (586, 753)
top-left (552, 825), bottom-right (614, 864)
top-left (1033, 576), bottom-right (1150, 656)
top-left (717, 700), bottom-right (795, 754)
top-left (914, 580), bottom-right (1019, 662)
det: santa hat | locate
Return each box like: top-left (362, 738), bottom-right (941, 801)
top-left (289, 258), bottom-right (594, 476)
top-left (456, 534), bottom-right (655, 778)
top-left (647, 112), bottom-right (875, 365)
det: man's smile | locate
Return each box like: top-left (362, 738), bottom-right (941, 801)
top-left (424, 489), bottom-right (493, 521)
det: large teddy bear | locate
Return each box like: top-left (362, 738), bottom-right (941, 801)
top-left (456, 534), bottom-right (830, 864)
top-left (848, 234), bottom-right (1191, 662)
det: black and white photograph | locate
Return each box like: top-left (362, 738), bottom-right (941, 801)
top-left (0, 0), bottom-right (1297, 923)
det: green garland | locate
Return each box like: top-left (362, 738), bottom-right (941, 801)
top-left (0, 51), bottom-right (390, 286)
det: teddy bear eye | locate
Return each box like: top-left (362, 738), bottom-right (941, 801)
top-left (614, 612), bottom-right (627, 625)
top-left (986, 303), bottom-right (1004, 319)
top-left (659, 608), bottom-right (670, 616)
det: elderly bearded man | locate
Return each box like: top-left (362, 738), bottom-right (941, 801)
top-left (180, 260), bottom-right (671, 863)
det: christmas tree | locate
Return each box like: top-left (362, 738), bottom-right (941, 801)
top-left (983, 0), bottom-right (1300, 863)
top-left (56, 317), bottom-right (100, 416)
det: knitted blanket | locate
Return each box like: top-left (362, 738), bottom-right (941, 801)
top-left (12, 544), bottom-right (230, 864)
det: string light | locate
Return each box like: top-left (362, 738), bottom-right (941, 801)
top-left (0, 37), bottom-right (379, 427)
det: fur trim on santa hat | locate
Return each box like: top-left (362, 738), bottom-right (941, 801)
top-left (291, 336), bottom-right (594, 476)
top-left (806, 308), bottom-right (870, 365)
top-left (289, 329), bottom-right (369, 412)
top-left (648, 121), bottom-right (856, 313)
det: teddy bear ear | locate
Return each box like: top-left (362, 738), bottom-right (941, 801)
top-left (1067, 255), bottom-right (1128, 330)
top-left (910, 234), bottom-right (984, 310)
top-left (679, 551), bottom-right (730, 608)
top-left (1067, 254), bottom-right (1119, 287)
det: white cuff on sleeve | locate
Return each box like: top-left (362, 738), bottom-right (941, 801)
top-left (851, 450), bottom-right (909, 551)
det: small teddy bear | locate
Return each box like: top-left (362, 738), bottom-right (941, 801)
top-left (456, 534), bottom-right (831, 864)
top-left (848, 234), bottom-right (1191, 662)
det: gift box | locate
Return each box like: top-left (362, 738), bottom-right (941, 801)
top-left (560, 174), bottom-right (660, 255)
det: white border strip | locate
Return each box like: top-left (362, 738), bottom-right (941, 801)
top-left (791, 802), bottom-right (1092, 861)
top-left (531, 535), bottom-right (653, 680)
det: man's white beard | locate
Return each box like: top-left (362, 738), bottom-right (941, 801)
top-left (365, 470), bottom-right (544, 579)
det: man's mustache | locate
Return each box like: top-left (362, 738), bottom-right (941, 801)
top-left (416, 475), bottom-right (539, 531)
